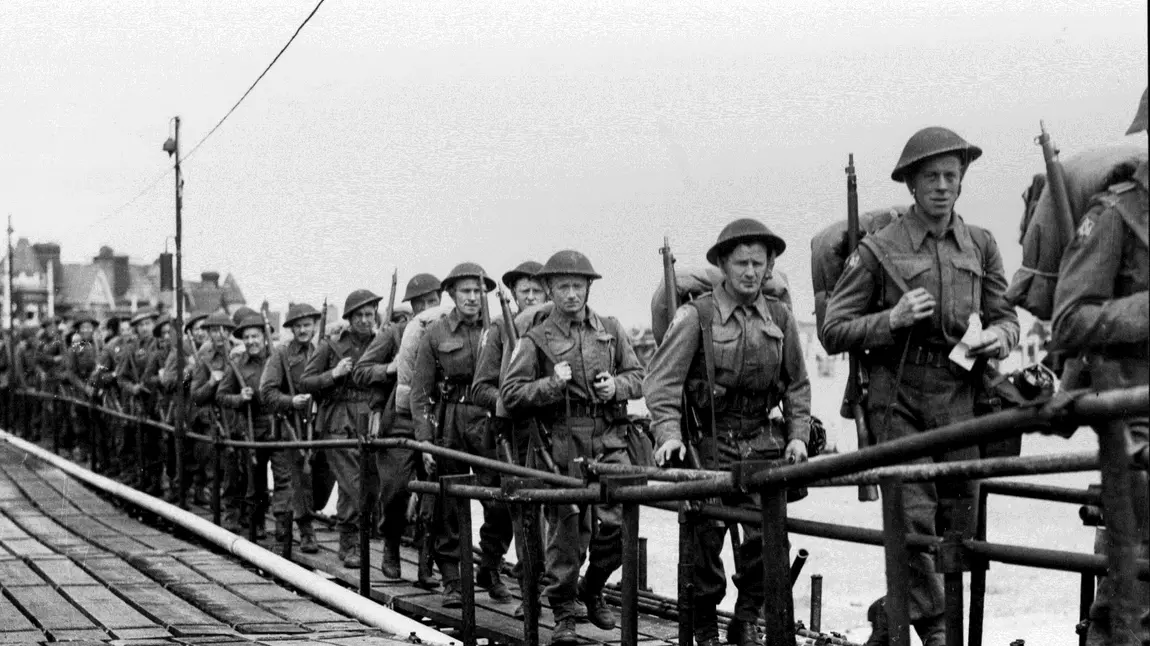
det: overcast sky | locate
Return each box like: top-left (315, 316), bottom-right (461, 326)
top-left (2, 0), bottom-right (1146, 325)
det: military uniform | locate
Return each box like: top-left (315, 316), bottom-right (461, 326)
top-left (117, 312), bottom-right (162, 491)
top-left (62, 313), bottom-right (100, 461)
top-left (502, 251), bottom-right (646, 636)
top-left (217, 315), bottom-right (273, 536)
top-left (644, 219), bottom-right (811, 644)
top-left (823, 128), bottom-right (1018, 643)
top-left (1053, 159), bottom-right (1149, 645)
top-left (37, 320), bottom-right (67, 445)
top-left (300, 290), bottom-right (382, 566)
top-left (259, 303), bottom-right (323, 552)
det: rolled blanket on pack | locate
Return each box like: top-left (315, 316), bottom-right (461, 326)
top-left (650, 266), bottom-right (791, 345)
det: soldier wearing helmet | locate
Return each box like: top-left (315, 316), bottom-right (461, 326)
top-left (189, 312), bottom-right (241, 522)
top-left (823, 127), bottom-right (1018, 645)
top-left (1053, 89), bottom-right (1149, 645)
top-left (409, 262), bottom-right (515, 607)
top-left (644, 217), bottom-right (812, 646)
top-left (350, 272), bottom-right (444, 581)
top-left (502, 250), bottom-right (647, 646)
top-left (115, 307), bottom-right (160, 490)
top-left (61, 312), bottom-right (100, 462)
top-left (301, 288), bottom-right (383, 568)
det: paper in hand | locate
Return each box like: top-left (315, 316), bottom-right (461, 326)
top-left (949, 312), bottom-right (983, 371)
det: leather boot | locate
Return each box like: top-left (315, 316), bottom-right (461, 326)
top-left (694, 604), bottom-right (720, 646)
top-left (477, 567), bottom-right (512, 604)
top-left (549, 617), bottom-right (578, 646)
top-left (250, 514), bottom-right (268, 540)
top-left (578, 567), bottom-right (616, 630)
top-left (274, 514), bottom-right (291, 543)
top-left (297, 519), bottom-right (319, 554)
top-left (442, 580), bottom-right (462, 608)
top-left (381, 538), bottom-right (402, 580)
top-left (912, 614), bottom-right (946, 646)
top-left (726, 619), bottom-right (763, 646)
top-left (865, 597), bottom-right (890, 646)
top-left (338, 532), bottom-right (361, 568)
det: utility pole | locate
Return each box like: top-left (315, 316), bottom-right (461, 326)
top-left (164, 118), bottom-right (187, 505)
top-left (7, 215), bottom-right (15, 373)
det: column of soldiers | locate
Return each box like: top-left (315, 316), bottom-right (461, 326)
top-left (0, 90), bottom-right (1145, 646)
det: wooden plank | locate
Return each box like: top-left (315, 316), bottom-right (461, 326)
top-left (0, 594), bottom-right (39, 632)
top-left (4, 585), bottom-right (98, 630)
top-left (226, 583), bottom-right (300, 603)
top-left (167, 583), bottom-right (286, 626)
top-left (61, 585), bottom-right (158, 630)
top-left (106, 627), bottom-right (172, 640)
top-left (259, 599), bottom-right (348, 623)
top-left (0, 517), bottom-right (29, 541)
top-left (31, 557), bottom-right (100, 586)
top-left (0, 559), bottom-right (44, 586)
top-left (112, 583), bottom-right (221, 628)
top-left (85, 534), bottom-right (157, 557)
top-left (93, 515), bottom-right (162, 536)
top-left (128, 555), bottom-right (212, 587)
top-left (132, 533), bottom-right (195, 553)
top-left (77, 556), bottom-right (155, 585)
top-left (0, 538), bottom-right (55, 556)
top-left (0, 630), bottom-right (44, 643)
top-left (50, 514), bottom-right (122, 538)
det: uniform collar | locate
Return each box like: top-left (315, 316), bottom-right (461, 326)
top-left (446, 307), bottom-right (483, 332)
top-left (289, 338), bottom-right (312, 353)
top-left (714, 281), bottom-right (769, 324)
top-left (904, 205), bottom-right (972, 253)
top-left (548, 305), bottom-right (605, 337)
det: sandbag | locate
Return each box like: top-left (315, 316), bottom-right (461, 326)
top-left (810, 206), bottom-right (909, 345)
top-left (1006, 142), bottom-right (1147, 320)
top-left (650, 267), bottom-right (790, 345)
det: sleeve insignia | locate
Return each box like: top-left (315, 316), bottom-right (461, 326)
top-left (1077, 218), bottom-right (1094, 239)
top-left (845, 251), bottom-right (861, 270)
top-left (480, 329), bottom-right (489, 348)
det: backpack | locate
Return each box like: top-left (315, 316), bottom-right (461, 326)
top-left (650, 266), bottom-right (790, 345)
top-left (1006, 142), bottom-right (1146, 320)
top-left (810, 206), bottom-right (909, 347)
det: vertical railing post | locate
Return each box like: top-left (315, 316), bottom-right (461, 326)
top-left (1078, 570), bottom-right (1094, 646)
top-left (358, 439), bottom-right (373, 597)
top-left (939, 530), bottom-right (967, 646)
top-left (969, 486), bottom-right (989, 646)
top-left (247, 446), bottom-right (259, 543)
top-left (443, 473), bottom-right (478, 646)
top-left (135, 409), bottom-right (145, 487)
top-left (504, 477), bottom-right (543, 646)
top-left (880, 477), bottom-right (912, 645)
top-left (637, 537), bottom-right (649, 592)
top-left (810, 574), bottom-right (822, 633)
top-left (604, 475), bottom-right (646, 646)
top-left (760, 485), bottom-right (793, 645)
top-left (51, 392), bottom-right (60, 454)
top-left (677, 504), bottom-right (696, 646)
top-left (211, 431), bottom-right (222, 525)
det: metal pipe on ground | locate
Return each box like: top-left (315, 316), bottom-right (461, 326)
top-left (980, 479), bottom-right (1102, 506)
top-left (0, 430), bottom-right (458, 646)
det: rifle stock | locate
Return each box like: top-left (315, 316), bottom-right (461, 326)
top-left (263, 302), bottom-right (308, 470)
top-left (1036, 120), bottom-right (1076, 253)
top-left (846, 154), bottom-right (880, 502)
top-left (385, 269), bottom-right (398, 324)
top-left (660, 236), bottom-right (704, 470)
top-left (225, 353), bottom-right (258, 466)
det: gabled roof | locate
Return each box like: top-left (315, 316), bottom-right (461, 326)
top-left (58, 264), bottom-right (115, 309)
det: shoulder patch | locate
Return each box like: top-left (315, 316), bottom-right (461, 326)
top-left (845, 251), bottom-right (861, 270)
top-left (1077, 218), bottom-right (1095, 239)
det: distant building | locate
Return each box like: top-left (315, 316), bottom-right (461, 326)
top-left (3, 239), bottom-right (246, 325)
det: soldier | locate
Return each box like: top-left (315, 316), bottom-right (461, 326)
top-left (91, 315), bottom-right (129, 474)
top-left (1052, 90), bottom-right (1148, 645)
top-left (34, 317), bottom-right (66, 445)
top-left (217, 313), bottom-right (273, 539)
top-left (351, 274), bottom-right (443, 580)
top-left (144, 316), bottom-right (180, 500)
top-left (14, 325), bottom-right (41, 440)
top-left (258, 303), bottom-right (323, 553)
top-left (160, 311), bottom-right (212, 505)
top-left (645, 218), bottom-right (812, 646)
top-left (822, 127), bottom-right (1019, 645)
top-left (300, 289), bottom-right (382, 568)
top-left (117, 308), bottom-right (160, 490)
top-left (61, 312), bottom-right (100, 462)
top-left (411, 263), bottom-right (513, 607)
top-left (502, 250), bottom-right (647, 646)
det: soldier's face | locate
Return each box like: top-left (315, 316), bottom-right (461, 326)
top-left (909, 155), bottom-right (963, 219)
top-left (192, 322), bottom-right (208, 346)
top-left (136, 319), bottom-right (155, 339)
top-left (78, 322), bottom-right (94, 341)
top-left (118, 321), bottom-right (132, 337)
top-left (292, 319), bottom-right (316, 344)
top-left (241, 327), bottom-right (265, 355)
top-left (451, 278), bottom-right (484, 319)
top-left (548, 276), bottom-right (590, 315)
top-left (208, 326), bottom-right (229, 345)
top-left (720, 243), bottom-right (774, 300)
top-left (512, 278), bottom-right (546, 310)
top-left (349, 307), bottom-right (376, 335)
top-left (410, 291), bottom-right (441, 315)
top-left (157, 324), bottom-right (173, 347)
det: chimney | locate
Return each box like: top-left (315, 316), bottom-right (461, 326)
top-left (201, 271), bottom-right (220, 288)
top-left (31, 243), bottom-right (62, 288)
top-left (113, 255), bottom-right (130, 297)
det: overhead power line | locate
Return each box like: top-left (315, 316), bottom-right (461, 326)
top-left (86, 0), bottom-right (328, 229)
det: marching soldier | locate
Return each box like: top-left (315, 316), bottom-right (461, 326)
top-left (144, 316), bottom-right (179, 500)
top-left (117, 308), bottom-right (160, 491)
top-left (14, 326), bottom-right (41, 440)
top-left (822, 127), bottom-right (1019, 645)
top-left (191, 313), bottom-right (241, 527)
top-left (645, 218), bottom-right (812, 646)
top-left (217, 313), bottom-right (273, 539)
top-left (300, 289), bottom-right (382, 568)
top-left (91, 315), bottom-right (129, 475)
top-left (501, 250), bottom-right (647, 646)
top-left (160, 311), bottom-right (212, 505)
top-left (37, 317), bottom-right (67, 444)
top-left (412, 263), bottom-right (514, 607)
top-left (62, 312), bottom-right (100, 462)
top-left (1052, 90), bottom-right (1149, 645)
top-left (258, 303), bottom-right (323, 553)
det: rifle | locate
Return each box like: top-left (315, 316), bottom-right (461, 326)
top-left (305, 297), bottom-right (328, 458)
top-left (845, 154), bottom-right (880, 502)
top-left (264, 302), bottom-right (309, 471)
top-left (1036, 121), bottom-right (1077, 254)
top-left (659, 236), bottom-right (706, 470)
top-left (385, 269), bottom-right (398, 324)
top-left (225, 351), bottom-right (258, 466)
top-left (478, 271), bottom-right (492, 328)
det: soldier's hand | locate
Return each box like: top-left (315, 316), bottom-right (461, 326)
top-left (889, 287), bottom-right (935, 330)
top-left (229, 344), bottom-right (245, 360)
top-left (332, 357), bottom-right (354, 378)
top-left (654, 439), bottom-right (686, 467)
top-left (423, 453), bottom-right (437, 475)
top-left (210, 369), bottom-right (225, 383)
top-left (967, 329), bottom-right (1004, 359)
top-left (553, 361), bottom-right (572, 384)
top-left (386, 361), bottom-right (398, 376)
top-left (240, 386), bottom-right (254, 401)
top-left (592, 372), bottom-right (616, 401)
top-left (784, 439), bottom-right (808, 464)
top-left (291, 394), bottom-right (312, 409)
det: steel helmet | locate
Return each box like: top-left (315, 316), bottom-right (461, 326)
top-left (536, 250), bottom-right (602, 281)
top-left (441, 262), bottom-right (497, 292)
top-left (70, 311), bottom-right (99, 329)
top-left (283, 303), bottom-right (321, 328)
top-left (230, 306), bottom-right (257, 326)
top-left (342, 289), bottom-right (383, 319)
top-left (501, 260), bottom-right (544, 290)
top-left (232, 314), bottom-right (268, 339)
top-left (890, 127), bottom-right (983, 182)
top-left (706, 218), bottom-right (786, 266)
top-left (183, 311), bottom-right (209, 333)
top-left (129, 307), bottom-right (159, 327)
top-left (203, 312), bottom-right (235, 330)
top-left (1127, 88), bottom-right (1148, 135)
top-left (402, 273), bottom-right (442, 302)
top-left (152, 315), bottom-right (174, 338)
